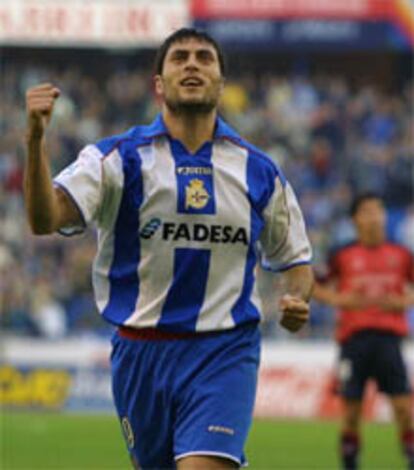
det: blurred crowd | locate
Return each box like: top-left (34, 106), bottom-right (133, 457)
top-left (0, 56), bottom-right (413, 340)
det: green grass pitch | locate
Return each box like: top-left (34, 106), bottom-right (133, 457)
top-left (1, 411), bottom-right (406, 469)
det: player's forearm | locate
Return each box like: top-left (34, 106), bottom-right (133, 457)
top-left (24, 134), bottom-right (60, 234)
top-left (312, 282), bottom-right (338, 306)
top-left (280, 264), bottom-right (314, 302)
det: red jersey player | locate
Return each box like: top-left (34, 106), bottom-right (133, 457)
top-left (314, 193), bottom-right (414, 470)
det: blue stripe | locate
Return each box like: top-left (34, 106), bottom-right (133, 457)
top-left (102, 145), bottom-right (143, 325)
top-left (158, 248), bottom-right (211, 332)
top-left (231, 150), bottom-right (275, 324)
top-left (169, 138), bottom-right (216, 215)
top-left (261, 260), bottom-right (312, 273)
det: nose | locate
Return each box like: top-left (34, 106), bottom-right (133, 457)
top-left (184, 53), bottom-right (200, 71)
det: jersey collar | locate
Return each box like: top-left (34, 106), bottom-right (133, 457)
top-left (141, 113), bottom-right (242, 142)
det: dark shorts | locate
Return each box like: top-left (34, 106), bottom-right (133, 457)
top-left (111, 323), bottom-right (260, 469)
top-left (338, 329), bottom-right (411, 400)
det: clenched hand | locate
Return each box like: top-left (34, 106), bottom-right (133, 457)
top-left (26, 83), bottom-right (60, 138)
top-left (279, 294), bottom-right (310, 333)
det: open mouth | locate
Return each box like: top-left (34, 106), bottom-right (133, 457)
top-left (180, 77), bottom-right (204, 87)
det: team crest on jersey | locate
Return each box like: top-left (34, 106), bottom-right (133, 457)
top-left (185, 179), bottom-right (210, 210)
top-left (121, 416), bottom-right (135, 449)
top-left (176, 168), bottom-right (216, 214)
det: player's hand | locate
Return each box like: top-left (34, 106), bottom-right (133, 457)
top-left (279, 294), bottom-right (310, 333)
top-left (379, 293), bottom-right (408, 312)
top-left (334, 291), bottom-right (367, 310)
top-left (26, 83), bottom-right (60, 138)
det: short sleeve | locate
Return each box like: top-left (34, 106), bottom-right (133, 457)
top-left (53, 144), bottom-right (103, 236)
top-left (259, 177), bottom-right (312, 272)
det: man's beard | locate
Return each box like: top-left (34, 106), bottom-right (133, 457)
top-left (165, 96), bottom-right (217, 115)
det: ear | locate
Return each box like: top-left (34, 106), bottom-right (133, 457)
top-left (154, 75), bottom-right (164, 97)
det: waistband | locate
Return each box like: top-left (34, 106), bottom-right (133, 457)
top-left (117, 323), bottom-right (257, 341)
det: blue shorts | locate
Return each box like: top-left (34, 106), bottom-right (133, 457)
top-left (111, 323), bottom-right (260, 469)
top-left (338, 329), bottom-right (411, 400)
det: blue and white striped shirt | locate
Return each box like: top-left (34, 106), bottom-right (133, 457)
top-left (54, 114), bottom-right (311, 332)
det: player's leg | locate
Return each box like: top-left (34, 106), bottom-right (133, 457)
top-left (173, 324), bottom-right (260, 469)
top-left (337, 332), bottom-right (371, 470)
top-left (340, 399), bottom-right (363, 470)
top-left (390, 394), bottom-right (414, 469)
top-left (110, 332), bottom-right (176, 469)
top-left (177, 455), bottom-right (238, 469)
top-left (375, 333), bottom-right (413, 469)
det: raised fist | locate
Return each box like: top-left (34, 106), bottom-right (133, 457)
top-left (26, 83), bottom-right (60, 137)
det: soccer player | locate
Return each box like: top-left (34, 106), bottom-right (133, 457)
top-left (313, 193), bottom-right (414, 470)
top-left (25, 28), bottom-right (313, 469)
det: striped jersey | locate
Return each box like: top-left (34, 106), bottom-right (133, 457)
top-left (54, 114), bottom-right (312, 332)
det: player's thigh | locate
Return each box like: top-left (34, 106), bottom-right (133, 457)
top-left (177, 455), bottom-right (238, 470)
top-left (111, 334), bottom-right (175, 468)
top-left (173, 324), bottom-right (260, 467)
top-left (374, 334), bottom-right (411, 396)
top-left (338, 333), bottom-right (371, 400)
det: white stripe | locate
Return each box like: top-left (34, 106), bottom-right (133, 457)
top-left (260, 179), bottom-right (312, 271)
top-left (126, 138), bottom-right (176, 326)
top-left (196, 140), bottom-right (250, 331)
top-left (250, 273), bottom-right (262, 314)
top-left (175, 450), bottom-right (241, 466)
top-left (92, 149), bottom-right (124, 312)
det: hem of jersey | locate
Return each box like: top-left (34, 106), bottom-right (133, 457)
top-left (174, 451), bottom-right (243, 466)
top-left (262, 259), bottom-right (311, 273)
top-left (53, 180), bottom-right (87, 236)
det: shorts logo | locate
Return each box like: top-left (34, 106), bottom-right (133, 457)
top-left (139, 218), bottom-right (162, 239)
top-left (185, 179), bottom-right (210, 210)
top-left (208, 425), bottom-right (235, 436)
top-left (121, 416), bottom-right (135, 449)
top-left (338, 359), bottom-right (352, 383)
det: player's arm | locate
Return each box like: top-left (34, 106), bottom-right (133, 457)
top-left (379, 285), bottom-right (414, 312)
top-left (312, 281), bottom-right (365, 310)
top-left (380, 253), bottom-right (414, 312)
top-left (25, 83), bottom-right (82, 234)
top-left (278, 264), bottom-right (314, 333)
top-left (259, 177), bottom-right (313, 333)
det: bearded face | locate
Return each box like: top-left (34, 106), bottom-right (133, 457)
top-left (154, 38), bottom-right (224, 115)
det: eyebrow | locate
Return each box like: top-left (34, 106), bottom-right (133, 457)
top-left (169, 47), bottom-right (216, 57)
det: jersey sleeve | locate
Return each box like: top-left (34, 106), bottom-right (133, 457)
top-left (315, 249), bottom-right (340, 283)
top-left (405, 249), bottom-right (414, 283)
top-left (53, 144), bottom-right (103, 236)
top-left (259, 177), bottom-right (312, 272)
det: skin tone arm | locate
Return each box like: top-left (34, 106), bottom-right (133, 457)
top-left (278, 264), bottom-right (314, 333)
top-left (313, 282), bottom-right (414, 312)
top-left (25, 83), bottom-right (81, 234)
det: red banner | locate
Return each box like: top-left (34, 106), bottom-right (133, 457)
top-left (191, 0), bottom-right (393, 20)
top-left (0, 0), bottom-right (189, 47)
top-left (255, 366), bottom-right (410, 421)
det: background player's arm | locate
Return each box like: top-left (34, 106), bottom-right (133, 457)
top-left (25, 83), bottom-right (82, 234)
top-left (312, 282), bottom-right (367, 310)
top-left (379, 286), bottom-right (414, 312)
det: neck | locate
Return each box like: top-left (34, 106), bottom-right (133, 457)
top-left (162, 106), bottom-right (217, 154)
top-left (359, 232), bottom-right (385, 247)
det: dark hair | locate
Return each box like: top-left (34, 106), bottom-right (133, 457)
top-left (350, 192), bottom-right (383, 216)
top-left (153, 28), bottom-right (226, 76)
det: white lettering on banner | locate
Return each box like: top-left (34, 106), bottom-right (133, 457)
top-left (0, 0), bottom-right (189, 46)
top-left (192, 0), bottom-right (387, 19)
top-left (255, 368), bottom-right (328, 418)
top-left (282, 21), bottom-right (359, 42)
